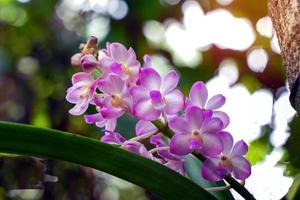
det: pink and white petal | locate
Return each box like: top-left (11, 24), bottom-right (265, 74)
top-left (188, 139), bottom-right (202, 150)
top-left (140, 67), bottom-right (161, 90)
top-left (169, 117), bottom-right (189, 134)
top-left (163, 89), bottom-right (184, 114)
top-left (130, 86), bottom-right (150, 102)
top-left (202, 118), bottom-right (223, 134)
top-left (161, 70), bottom-right (179, 94)
top-left (109, 75), bottom-right (127, 94)
top-left (69, 101), bottom-right (89, 116)
top-left (109, 43), bottom-right (128, 62)
top-left (231, 156), bottom-right (251, 180)
top-left (217, 131), bottom-right (233, 155)
top-left (135, 120), bottom-right (157, 136)
top-left (213, 111), bottom-right (230, 129)
top-left (101, 131), bottom-right (125, 145)
top-left (71, 53), bottom-right (83, 66)
top-left (98, 79), bottom-right (114, 94)
top-left (134, 99), bottom-right (161, 121)
top-left (95, 120), bottom-right (106, 128)
top-left (230, 140), bottom-right (249, 157)
top-left (200, 133), bottom-right (223, 157)
top-left (81, 54), bottom-right (99, 73)
top-left (206, 94), bottom-right (226, 110)
top-left (201, 158), bottom-right (223, 182)
top-left (150, 90), bottom-right (166, 110)
top-left (126, 47), bottom-right (137, 64)
top-left (110, 62), bottom-right (124, 75)
top-left (99, 57), bottom-right (114, 71)
top-left (185, 106), bottom-right (204, 131)
top-left (66, 87), bottom-right (82, 104)
top-left (189, 81), bottom-right (208, 108)
top-left (127, 63), bottom-right (141, 84)
top-left (105, 119), bottom-right (117, 131)
top-left (143, 54), bottom-right (152, 67)
top-left (84, 113), bottom-right (104, 124)
top-left (150, 133), bottom-right (165, 146)
top-left (101, 106), bottom-right (124, 119)
top-left (169, 133), bottom-right (192, 156)
top-left (72, 72), bottom-right (94, 85)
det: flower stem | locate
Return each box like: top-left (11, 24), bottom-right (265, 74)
top-left (152, 121), bottom-right (256, 200)
top-left (149, 146), bottom-right (169, 153)
top-left (129, 130), bottom-right (159, 142)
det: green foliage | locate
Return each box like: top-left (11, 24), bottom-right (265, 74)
top-left (0, 121), bottom-right (217, 200)
top-left (246, 125), bottom-right (273, 165)
top-left (288, 173), bottom-right (300, 200)
top-left (286, 116), bottom-right (300, 168)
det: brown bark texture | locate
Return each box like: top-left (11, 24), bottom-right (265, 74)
top-left (268, 0), bottom-right (300, 89)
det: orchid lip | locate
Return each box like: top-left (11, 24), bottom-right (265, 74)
top-left (190, 130), bottom-right (202, 141)
top-left (111, 93), bottom-right (124, 108)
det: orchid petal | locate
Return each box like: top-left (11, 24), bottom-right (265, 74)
top-left (69, 101), bottom-right (89, 116)
top-left (150, 90), bottom-right (166, 110)
top-left (101, 131), bottom-right (125, 145)
top-left (98, 75), bottom-right (126, 94)
top-left (81, 54), bottom-right (98, 73)
top-left (200, 133), bottom-right (223, 157)
top-left (169, 117), bottom-right (189, 134)
top-left (101, 106), bottom-right (124, 119)
top-left (134, 99), bottom-right (161, 121)
top-left (169, 133), bottom-right (192, 156)
top-left (105, 119), bottom-right (117, 131)
top-left (230, 140), bottom-right (249, 157)
top-left (84, 113), bottom-right (104, 124)
top-left (161, 70), bottom-right (179, 94)
top-left (213, 111), bottom-right (230, 129)
top-left (71, 72), bottom-right (94, 85)
top-left (202, 118), bottom-right (223, 134)
top-left (109, 43), bottom-right (128, 62)
top-left (189, 81), bottom-right (208, 108)
top-left (140, 68), bottom-right (161, 90)
top-left (110, 62), bottom-right (123, 74)
top-left (130, 86), bottom-right (149, 102)
top-left (201, 158), bottom-right (222, 182)
top-left (206, 94), bottom-right (226, 110)
top-left (217, 131), bottom-right (233, 155)
top-left (164, 89), bottom-right (184, 114)
top-left (188, 139), bottom-right (202, 150)
top-left (185, 106), bottom-right (204, 131)
top-left (150, 133), bottom-right (165, 146)
top-left (231, 156), bottom-right (251, 180)
top-left (135, 120), bottom-right (157, 136)
top-left (143, 54), bottom-right (152, 67)
top-left (66, 87), bottom-right (82, 104)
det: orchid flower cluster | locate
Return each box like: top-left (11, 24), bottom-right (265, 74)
top-left (66, 36), bottom-right (251, 182)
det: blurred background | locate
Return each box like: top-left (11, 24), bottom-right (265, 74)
top-left (0, 0), bottom-right (299, 199)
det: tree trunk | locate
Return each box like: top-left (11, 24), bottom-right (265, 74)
top-left (268, 0), bottom-right (300, 111)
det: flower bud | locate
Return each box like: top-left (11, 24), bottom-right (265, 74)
top-left (70, 53), bottom-right (83, 66)
top-left (81, 54), bottom-right (98, 73)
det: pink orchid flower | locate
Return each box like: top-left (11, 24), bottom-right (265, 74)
top-left (130, 67), bottom-right (184, 121)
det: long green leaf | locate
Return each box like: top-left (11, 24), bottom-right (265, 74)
top-left (0, 121), bottom-right (216, 200)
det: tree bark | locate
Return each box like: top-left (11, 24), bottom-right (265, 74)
top-left (268, 0), bottom-right (300, 111)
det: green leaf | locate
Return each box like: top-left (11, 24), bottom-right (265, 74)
top-left (286, 115), bottom-right (300, 168)
top-left (0, 121), bottom-right (216, 200)
top-left (184, 155), bottom-right (235, 200)
top-left (287, 173), bottom-right (300, 200)
top-left (246, 125), bottom-right (273, 165)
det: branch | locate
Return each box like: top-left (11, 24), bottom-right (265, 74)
top-left (268, 0), bottom-right (300, 112)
